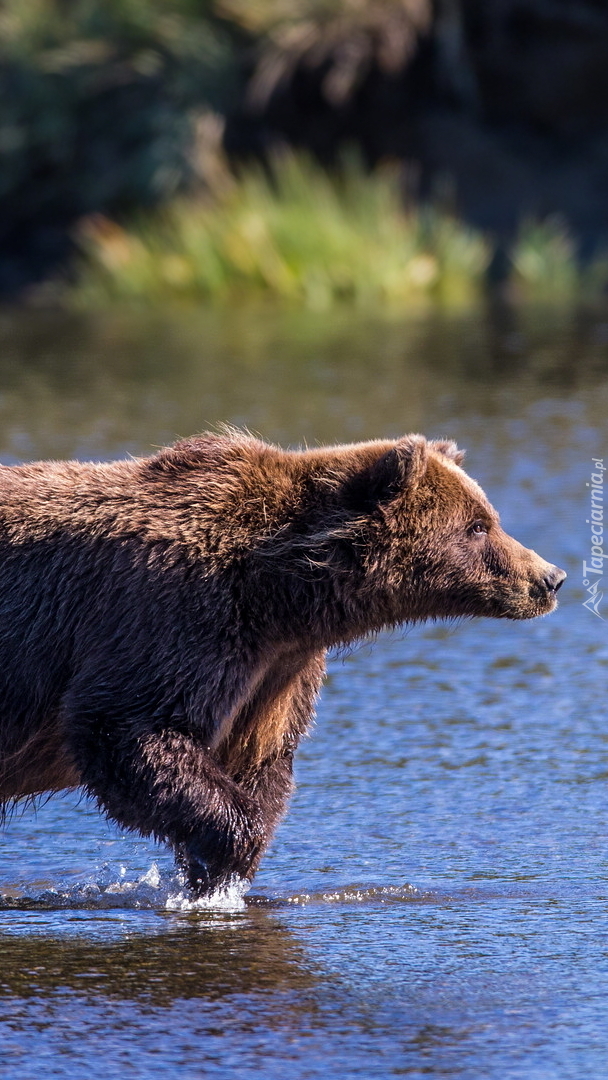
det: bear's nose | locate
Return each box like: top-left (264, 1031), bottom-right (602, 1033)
top-left (544, 566), bottom-right (566, 593)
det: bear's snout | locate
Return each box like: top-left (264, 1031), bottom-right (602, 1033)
top-left (520, 551), bottom-right (567, 616)
top-left (543, 565), bottom-right (567, 594)
top-left (492, 538), bottom-right (567, 619)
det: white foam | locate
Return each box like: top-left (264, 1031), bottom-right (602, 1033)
top-left (165, 876), bottom-right (249, 912)
top-left (0, 862), bottom-right (249, 912)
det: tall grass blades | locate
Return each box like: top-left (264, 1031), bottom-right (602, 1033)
top-left (72, 154), bottom-right (491, 308)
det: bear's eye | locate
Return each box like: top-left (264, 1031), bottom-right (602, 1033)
top-left (469, 520), bottom-right (488, 536)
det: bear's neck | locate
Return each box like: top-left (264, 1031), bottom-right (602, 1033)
top-left (247, 552), bottom-right (404, 651)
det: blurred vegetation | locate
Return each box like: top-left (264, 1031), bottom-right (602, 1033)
top-left (70, 154), bottom-right (608, 309)
top-left (217, 0), bottom-right (432, 108)
top-left (70, 154), bottom-right (488, 308)
top-left (2, 0), bottom-right (608, 303)
top-left (0, 0), bottom-right (239, 293)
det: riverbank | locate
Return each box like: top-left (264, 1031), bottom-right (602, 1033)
top-left (3, 2), bottom-right (608, 300)
top-left (66, 156), bottom-right (608, 309)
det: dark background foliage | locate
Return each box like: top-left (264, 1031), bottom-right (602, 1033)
top-left (2, 0), bottom-right (608, 296)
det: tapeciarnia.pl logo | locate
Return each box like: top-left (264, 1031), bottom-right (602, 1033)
top-left (582, 457), bottom-right (605, 619)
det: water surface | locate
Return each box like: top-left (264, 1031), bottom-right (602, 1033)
top-left (0, 301), bottom-right (607, 1078)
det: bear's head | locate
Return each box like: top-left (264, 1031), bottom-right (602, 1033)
top-left (153, 430), bottom-right (565, 642)
top-left (331, 434), bottom-right (565, 630)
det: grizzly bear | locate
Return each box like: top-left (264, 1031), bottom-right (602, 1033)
top-left (0, 431), bottom-right (565, 895)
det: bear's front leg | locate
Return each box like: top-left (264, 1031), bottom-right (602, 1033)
top-left (178, 749), bottom-right (297, 893)
top-left (71, 726), bottom-right (267, 895)
top-left (230, 749), bottom-right (296, 882)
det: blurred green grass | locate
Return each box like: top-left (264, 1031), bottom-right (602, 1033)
top-left (70, 154), bottom-right (608, 308)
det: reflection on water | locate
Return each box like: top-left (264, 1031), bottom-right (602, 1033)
top-left (0, 914), bottom-right (319, 1002)
top-left (1, 300), bottom-right (608, 1079)
top-left (0, 301), bottom-right (607, 463)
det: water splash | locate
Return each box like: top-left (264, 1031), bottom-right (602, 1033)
top-left (0, 869), bottom-right (444, 912)
top-left (164, 874), bottom-right (249, 912)
top-left (247, 882), bottom-right (434, 907)
top-left (0, 862), bottom-right (248, 912)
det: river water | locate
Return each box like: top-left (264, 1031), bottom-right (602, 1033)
top-left (0, 302), bottom-right (607, 1078)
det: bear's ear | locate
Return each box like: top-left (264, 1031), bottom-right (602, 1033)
top-left (430, 439), bottom-right (465, 466)
top-left (345, 436), bottom-right (428, 513)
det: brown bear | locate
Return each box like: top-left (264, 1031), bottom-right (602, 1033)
top-left (0, 431), bottom-right (565, 895)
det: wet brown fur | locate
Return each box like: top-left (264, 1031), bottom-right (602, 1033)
top-left (0, 430), bottom-right (565, 893)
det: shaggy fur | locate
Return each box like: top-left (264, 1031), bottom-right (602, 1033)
top-left (0, 431), bottom-right (565, 893)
